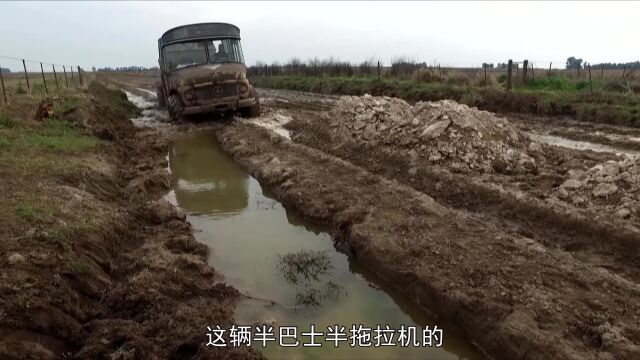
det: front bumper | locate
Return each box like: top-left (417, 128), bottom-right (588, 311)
top-left (182, 96), bottom-right (257, 115)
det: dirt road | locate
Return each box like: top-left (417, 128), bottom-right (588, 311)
top-left (113, 78), bottom-right (640, 359)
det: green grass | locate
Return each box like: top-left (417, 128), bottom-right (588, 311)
top-left (15, 202), bottom-right (53, 222)
top-left (56, 221), bottom-right (89, 239)
top-left (21, 119), bottom-right (97, 151)
top-left (523, 76), bottom-right (572, 91)
top-left (23, 132), bottom-right (95, 151)
top-left (0, 115), bottom-right (16, 129)
top-left (72, 260), bottom-right (90, 274)
top-left (0, 138), bottom-right (10, 150)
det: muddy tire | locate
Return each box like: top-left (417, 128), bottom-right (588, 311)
top-left (240, 103), bottom-right (261, 118)
top-left (167, 94), bottom-right (184, 122)
top-left (240, 88), bottom-right (261, 118)
top-left (156, 84), bottom-right (166, 109)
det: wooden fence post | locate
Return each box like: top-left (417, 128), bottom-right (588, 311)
top-left (600, 64), bottom-right (604, 79)
top-left (522, 60), bottom-right (528, 83)
top-left (548, 62), bottom-right (552, 78)
top-left (63, 65), bottom-right (69, 88)
top-left (588, 64), bottom-right (593, 96)
top-left (531, 62), bottom-right (535, 81)
top-left (438, 64), bottom-right (442, 81)
top-left (377, 61), bottom-right (381, 81)
top-left (77, 66), bottom-right (83, 86)
top-left (53, 65), bottom-right (59, 90)
top-left (0, 66), bottom-right (7, 104)
top-left (40, 62), bottom-right (48, 95)
top-left (622, 64), bottom-right (627, 79)
top-left (22, 59), bottom-right (31, 95)
top-left (507, 59), bottom-right (513, 91)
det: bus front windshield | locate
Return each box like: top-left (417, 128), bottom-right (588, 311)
top-left (163, 39), bottom-right (244, 71)
top-left (206, 39), bottom-right (245, 64)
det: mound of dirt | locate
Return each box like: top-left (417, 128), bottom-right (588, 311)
top-left (557, 155), bottom-right (640, 218)
top-left (327, 94), bottom-right (543, 174)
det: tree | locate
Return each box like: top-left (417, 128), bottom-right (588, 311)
top-left (482, 63), bottom-right (494, 69)
top-left (566, 57), bottom-right (583, 70)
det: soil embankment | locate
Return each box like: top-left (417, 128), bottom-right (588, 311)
top-left (0, 83), bottom-right (262, 359)
top-left (216, 98), bottom-right (640, 359)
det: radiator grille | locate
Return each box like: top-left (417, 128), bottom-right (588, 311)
top-left (194, 84), bottom-right (238, 100)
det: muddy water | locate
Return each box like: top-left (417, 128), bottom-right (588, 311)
top-left (531, 133), bottom-right (640, 157)
top-left (164, 130), bottom-right (483, 359)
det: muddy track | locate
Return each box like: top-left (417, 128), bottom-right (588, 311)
top-left (98, 78), bottom-right (640, 359)
top-left (286, 113), bottom-right (640, 283)
top-left (216, 122), bottom-right (640, 360)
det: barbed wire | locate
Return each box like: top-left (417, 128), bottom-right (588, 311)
top-left (0, 54), bottom-right (82, 70)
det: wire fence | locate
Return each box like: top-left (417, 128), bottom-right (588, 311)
top-left (0, 54), bottom-right (91, 104)
top-left (247, 58), bottom-right (639, 91)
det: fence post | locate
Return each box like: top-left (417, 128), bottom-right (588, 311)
top-left (622, 64), bottom-right (626, 79)
top-left (77, 66), bottom-right (83, 86)
top-left (507, 59), bottom-right (513, 91)
top-left (0, 66), bottom-right (7, 104)
top-left (53, 65), bottom-right (59, 90)
top-left (577, 66), bottom-right (580, 79)
top-left (40, 62), bottom-right (48, 95)
top-left (377, 61), bottom-right (381, 81)
top-left (531, 62), bottom-right (535, 81)
top-left (522, 60), bottom-right (528, 83)
top-left (438, 63), bottom-right (442, 81)
top-left (63, 65), bottom-right (69, 88)
top-left (588, 64), bottom-right (593, 96)
top-left (22, 59), bottom-right (31, 95)
top-left (600, 64), bottom-right (604, 79)
top-left (548, 62), bottom-right (552, 78)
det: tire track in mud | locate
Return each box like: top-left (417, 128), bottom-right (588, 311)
top-left (287, 113), bottom-right (640, 284)
top-left (216, 122), bottom-right (640, 360)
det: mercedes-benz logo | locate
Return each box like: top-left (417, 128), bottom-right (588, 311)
top-left (213, 86), bottom-right (223, 97)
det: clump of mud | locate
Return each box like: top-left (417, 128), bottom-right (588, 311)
top-left (557, 155), bottom-right (640, 218)
top-left (327, 94), bottom-right (543, 174)
top-left (239, 107), bottom-right (292, 139)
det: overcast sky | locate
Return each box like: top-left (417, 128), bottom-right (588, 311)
top-left (1, 1), bottom-right (638, 71)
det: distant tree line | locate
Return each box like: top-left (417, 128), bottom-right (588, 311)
top-left (97, 66), bottom-right (159, 72)
top-left (590, 61), bottom-right (640, 70)
top-left (566, 57), bottom-right (639, 70)
top-left (0, 67), bottom-right (11, 73)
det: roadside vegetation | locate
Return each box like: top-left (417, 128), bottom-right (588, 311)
top-left (0, 82), bottom-right (125, 250)
top-left (248, 58), bottom-right (640, 126)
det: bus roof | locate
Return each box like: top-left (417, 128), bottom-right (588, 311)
top-left (159, 23), bottom-right (240, 47)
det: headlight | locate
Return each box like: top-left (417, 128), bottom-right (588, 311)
top-left (183, 89), bottom-right (194, 100)
top-left (239, 84), bottom-right (248, 93)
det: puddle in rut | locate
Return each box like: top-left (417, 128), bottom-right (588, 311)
top-left (165, 130), bottom-right (483, 359)
top-left (531, 133), bottom-right (640, 157)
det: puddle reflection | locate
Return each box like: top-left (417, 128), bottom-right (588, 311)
top-left (169, 132), bottom-right (249, 215)
top-left (167, 130), bottom-right (483, 360)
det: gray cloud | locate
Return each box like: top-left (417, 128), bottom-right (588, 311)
top-left (1, 1), bottom-right (638, 71)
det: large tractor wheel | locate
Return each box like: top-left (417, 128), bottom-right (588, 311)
top-left (167, 94), bottom-right (184, 122)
